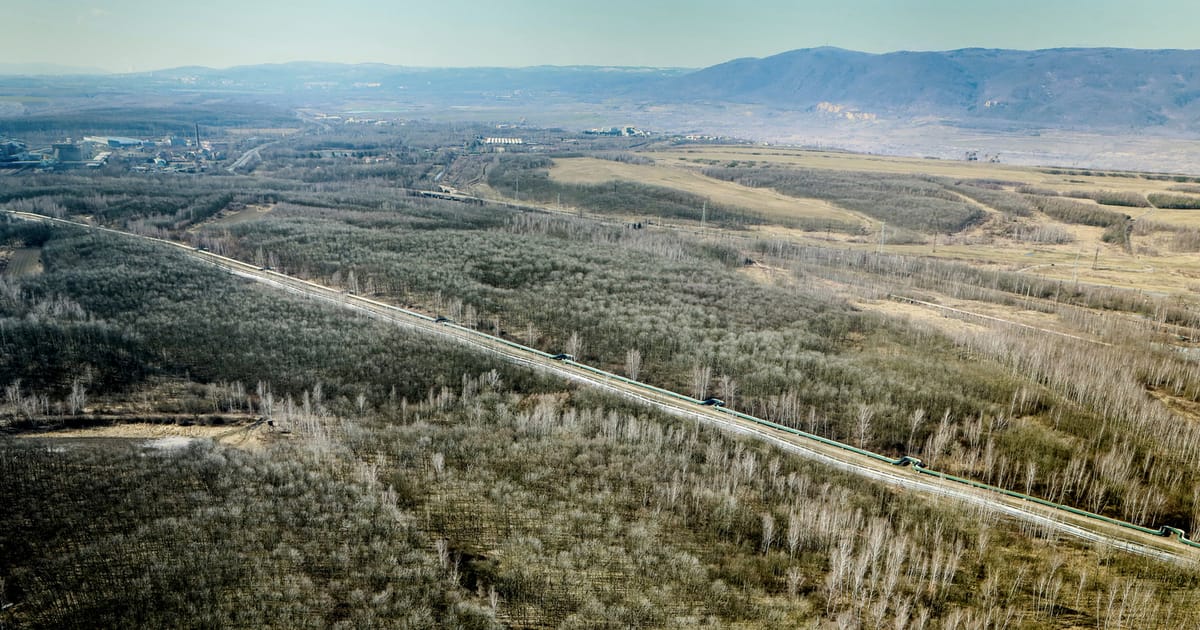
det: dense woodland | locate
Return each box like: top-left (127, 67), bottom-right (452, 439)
top-left (186, 194), bottom-right (1200, 532)
top-left (3, 221), bottom-right (1200, 628)
top-left (4, 120), bottom-right (1200, 627)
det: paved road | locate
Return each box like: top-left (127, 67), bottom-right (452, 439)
top-left (6, 209), bottom-right (1198, 565)
top-left (227, 140), bottom-right (274, 173)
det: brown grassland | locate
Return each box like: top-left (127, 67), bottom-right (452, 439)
top-left (541, 147), bottom-right (1200, 317)
top-left (549, 157), bottom-right (867, 226)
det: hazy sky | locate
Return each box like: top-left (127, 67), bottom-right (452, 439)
top-left (11, 0), bottom-right (1200, 72)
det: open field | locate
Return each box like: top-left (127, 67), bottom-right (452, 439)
top-left (212, 204), bottom-right (274, 226)
top-left (655, 145), bottom-right (1199, 193)
top-left (222, 127), bottom-right (302, 136)
top-left (14, 421), bottom-right (270, 450)
top-left (2, 246), bottom-right (43, 277)
top-left (749, 222), bottom-right (1200, 297)
top-left (519, 146), bottom-right (1189, 296)
top-left (191, 203), bottom-right (275, 230)
top-left (549, 156), bottom-right (869, 226)
top-left (1146, 208), bottom-right (1200, 228)
top-left (659, 145), bottom-right (1200, 225)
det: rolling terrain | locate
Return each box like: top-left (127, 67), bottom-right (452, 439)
top-left (13, 207), bottom-right (1200, 561)
top-left (8, 47), bottom-right (1200, 170)
top-left (6, 115), bottom-right (1200, 627)
top-left (663, 47), bottom-right (1200, 129)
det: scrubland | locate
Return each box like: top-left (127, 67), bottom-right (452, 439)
top-left (4, 126), bottom-right (1200, 627)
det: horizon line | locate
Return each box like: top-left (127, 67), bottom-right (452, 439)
top-left (6, 45), bottom-right (1200, 77)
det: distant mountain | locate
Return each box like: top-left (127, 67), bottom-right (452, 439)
top-left (133, 49), bottom-right (1200, 130)
top-left (666, 47), bottom-right (1200, 129)
top-left (7, 48), bottom-right (1200, 132)
top-left (134, 62), bottom-right (687, 100)
top-left (0, 63), bottom-right (109, 76)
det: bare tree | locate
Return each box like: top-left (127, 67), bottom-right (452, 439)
top-left (786, 566), bottom-right (804, 597)
top-left (431, 452), bottom-right (445, 478)
top-left (760, 513), bottom-right (775, 554)
top-left (4, 380), bottom-right (20, 409)
top-left (68, 378), bottom-right (87, 415)
top-left (691, 364), bottom-right (712, 400)
top-left (855, 404), bottom-right (875, 449)
top-left (1192, 486), bottom-right (1200, 541)
top-left (1025, 460), bottom-right (1038, 496)
top-left (624, 348), bottom-right (642, 381)
top-left (906, 407), bottom-right (926, 453)
top-left (565, 331), bottom-right (582, 358)
top-left (718, 374), bottom-right (738, 407)
top-left (436, 538), bottom-right (450, 570)
top-left (787, 510), bottom-right (802, 556)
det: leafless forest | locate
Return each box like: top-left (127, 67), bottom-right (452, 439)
top-left (4, 120), bottom-right (1200, 628)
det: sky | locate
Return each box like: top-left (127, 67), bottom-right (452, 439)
top-left (10, 0), bottom-right (1200, 72)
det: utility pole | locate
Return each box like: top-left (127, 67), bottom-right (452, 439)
top-left (194, 123), bottom-right (202, 166)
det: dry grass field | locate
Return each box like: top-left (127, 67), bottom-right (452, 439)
top-left (549, 156), bottom-right (870, 225)
top-left (485, 145), bottom-right (1200, 336)
top-left (654, 145), bottom-right (1190, 193)
top-left (540, 146), bottom-right (1200, 298)
top-left (222, 127), bottom-right (301, 137)
top-left (189, 203), bottom-right (275, 231)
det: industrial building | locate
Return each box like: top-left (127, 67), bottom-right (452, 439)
top-left (483, 137), bottom-right (524, 145)
top-left (83, 136), bottom-right (144, 148)
top-left (53, 142), bottom-right (84, 162)
top-left (0, 138), bottom-right (39, 169)
top-left (0, 138), bottom-right (27, 160)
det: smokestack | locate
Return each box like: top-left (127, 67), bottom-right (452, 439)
top-left (194, 123), bottom-right (201, 150)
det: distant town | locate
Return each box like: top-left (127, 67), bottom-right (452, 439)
top-left (0, 126), bottom-right (229, 174)
top-left (0, 117), bottom-right (742, 176)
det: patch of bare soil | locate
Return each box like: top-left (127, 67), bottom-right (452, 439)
top-left (854, 296), bottom-right (991, 336)
top-left (736, 261), bottom-right (798, 287)
top-left (13, 419), bottom-right (272, 451)
top-left (189, 203), bottom-right (275, 232)
top-left (1145, 386), bottom-right (1200, 423)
